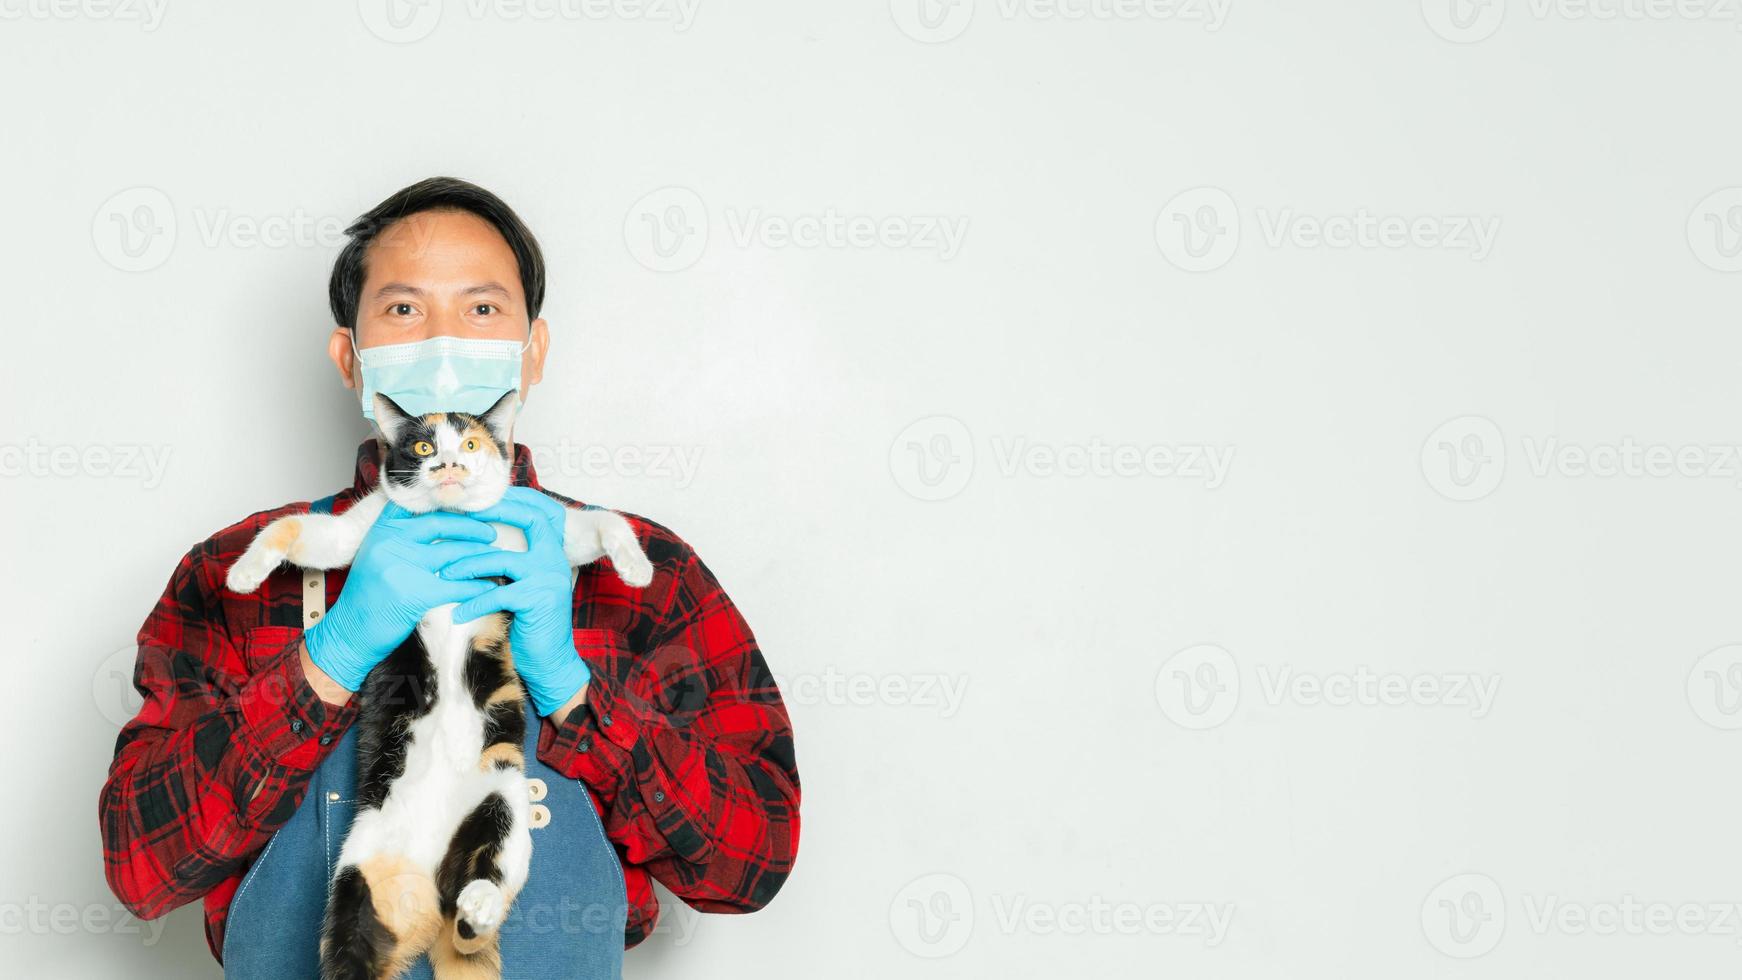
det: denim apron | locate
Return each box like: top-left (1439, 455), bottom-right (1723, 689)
top-left (222, 496), bottom-right (627, 980)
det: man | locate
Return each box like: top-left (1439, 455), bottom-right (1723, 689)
top-left (98, 177), bottom-right (800, 977)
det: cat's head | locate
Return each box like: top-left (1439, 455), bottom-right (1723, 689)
top-left (371, 391), bottom-right (519, 512)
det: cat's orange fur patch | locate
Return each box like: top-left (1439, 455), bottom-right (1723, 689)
top-left (430, 918), bottom-right (502, 976)
top-left (478, 741), bottom-right (524, 772)
top-left (463, 421), bottom-right (503, 459)
top-left (358, 854), bottom-right (442, 976)
top-left (264, 517), bottom-right (301, 552)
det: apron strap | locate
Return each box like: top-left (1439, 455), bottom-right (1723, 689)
top-left (303, 494), bottom-right (337, 630)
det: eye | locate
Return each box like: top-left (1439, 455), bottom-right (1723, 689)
top-left (463, 438), bottom-right (479, 452)
top-left (472, 304), bottom-right (496, 316)
top-left (390, 303), bottom-right (416, 317)
top-left (412, 441), bottom-right (434, 457)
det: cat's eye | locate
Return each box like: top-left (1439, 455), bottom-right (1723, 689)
top-left (463, 438), bottom-right (479, 452)
top-left (412, 440), bottom-right (434, 457)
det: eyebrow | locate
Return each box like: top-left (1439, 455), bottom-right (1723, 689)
top-left (371, 282), bottom-right (511, 300)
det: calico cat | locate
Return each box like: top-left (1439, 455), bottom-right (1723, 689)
top-left (224, 391), bottom-right (652, 980)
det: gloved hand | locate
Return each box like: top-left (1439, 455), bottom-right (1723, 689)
top-left (444, 487), bottom-right (588, 717)
top-left (304, 502), bottom-right (501, 692)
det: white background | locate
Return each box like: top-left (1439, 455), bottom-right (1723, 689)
top-left (4, 0), bottom-right (1742, 977)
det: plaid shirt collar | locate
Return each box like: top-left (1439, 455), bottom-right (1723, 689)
top-left (348, 437), bottom-right (547, 497)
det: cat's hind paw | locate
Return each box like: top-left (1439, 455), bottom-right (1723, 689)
top-left (455, 878), bottom-right (506, 938)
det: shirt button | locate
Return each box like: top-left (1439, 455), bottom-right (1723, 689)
top-left (527, 778), bottom-right (547, 802)
top-left (529, 803), bottom-right (551, 829)
top-left (327, 791), bottom-right (340, 802)
top-left (653, 791), bottom-right (666, 804)
top-left (319, 734), bottom-right (332, 745)
top-left (290, 719), bottom-right (304, 735)
top-left (577, 737), bottom-right (591, 754)
top-left (601, 714), bottom-right (613, 728)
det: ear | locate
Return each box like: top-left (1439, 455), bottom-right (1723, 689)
top-left (477, 391), bottom-right (519, 447)
top-left (373, 393), bottom-right (415, 444)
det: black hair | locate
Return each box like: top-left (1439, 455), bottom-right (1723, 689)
top-left (327, 176), bottom-right (546, 329)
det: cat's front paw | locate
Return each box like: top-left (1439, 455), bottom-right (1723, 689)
top-left (455, 879), bottom-right (506, 935)
top-left (224, 557), bottom-right (272, 594)
top-left (610, 545), bottom-right (655, 588)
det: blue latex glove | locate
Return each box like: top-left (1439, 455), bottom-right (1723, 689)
top-left (305, 502), bottom-right (501, 691)
top-left (444, 487), bottom-right (588, 717)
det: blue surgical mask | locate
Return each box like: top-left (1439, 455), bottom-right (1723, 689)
top-left (352, 333), bottom-right (530, 421)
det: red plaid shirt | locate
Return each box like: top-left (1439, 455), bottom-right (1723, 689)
top-left (98, 440), bottom-right (800, 964)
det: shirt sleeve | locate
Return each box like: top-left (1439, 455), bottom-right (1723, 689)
top-left (536, 545), bottom-right (801, 914)
top-left (98, 543), bottom-right (358, 919)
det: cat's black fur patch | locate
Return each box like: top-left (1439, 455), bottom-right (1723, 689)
top-left (355, 635), bottom-right (438, 809)
top-left (321, 865), bottom-right (392, 980)
top-left (436, 792), bottom-right (513, 919)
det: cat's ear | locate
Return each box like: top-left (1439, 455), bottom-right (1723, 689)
top-left (372, 393), bottom-right (415, 444)
top-left (476, 391), bottom-right (519, 448)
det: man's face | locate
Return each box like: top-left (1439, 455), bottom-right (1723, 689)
top-left (327, 208), bottom-right (549, 405)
